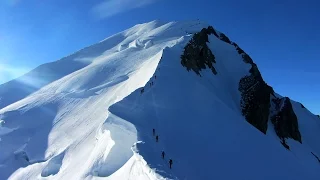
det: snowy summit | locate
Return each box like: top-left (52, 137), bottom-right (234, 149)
top-left (0, 20), bottom-right (320, 180)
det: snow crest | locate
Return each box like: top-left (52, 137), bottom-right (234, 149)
top-left (0, 20), bottom-right (319, 180)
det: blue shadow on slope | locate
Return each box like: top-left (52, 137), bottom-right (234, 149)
top-left (41, 150), bottom-right (66, 177)
top-left (0, 103), bottom-right (58, 179)
top-left (134, 142), bottom-right (179, 180)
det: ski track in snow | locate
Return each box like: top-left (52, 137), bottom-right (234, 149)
top-left (0, 20), bottom-right (319, 180)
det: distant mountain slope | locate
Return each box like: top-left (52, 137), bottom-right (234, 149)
top-left (0, 20), bottom-right (319, 180)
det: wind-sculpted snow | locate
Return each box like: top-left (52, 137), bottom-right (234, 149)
top-left (0, 20), bottom-right (319, 180)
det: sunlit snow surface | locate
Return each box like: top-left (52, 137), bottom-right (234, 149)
top-left (0, 20), bottom-right (319, 180)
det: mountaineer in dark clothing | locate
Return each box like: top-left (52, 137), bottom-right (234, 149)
top-left (141, 88), bottom-right (144, 94)
top-left (169, 159), bottom-right (173, 169)
top-left (161, 151), bottom-right (165, 159)
top-left (153, 128), bottom-right (155, 136)
top-left (156, 135), bottom-right (159, 142)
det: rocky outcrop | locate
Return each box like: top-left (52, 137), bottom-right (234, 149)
top-left (208, 28), bottom-right (232, 44)
top-left (238, 49), bottom-right (274, 134)
top-left (232, 42), bottom-right (244, 54)
top-left (184, 26), bottom-right (274, 134)
top-left (217, 32), bottom-right (231, 44)
top-left (233, 29), bottom-right (303, 146)
top-left (181, 26), bottom-right (217, 76)
top-left (181, 25), bottom-right (302, 141)
top-left (300, 103), bottom-right (305, 109)
top-left (281, 138), bottom-right (290, 150)
top-left (231, 42), bottom-right (254, 64)
top-left (231, 29), bottom-right (303, 144)
top-left (238, 71), bottom-right (273, 133)
top-left (271, 97), bottom-right (302, 143)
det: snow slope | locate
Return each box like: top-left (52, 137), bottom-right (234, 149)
top-left (0, 20), bottom-right (319, 180)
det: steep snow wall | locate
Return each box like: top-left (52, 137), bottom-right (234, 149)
top-left (108, 27), bottom-right (320, 179)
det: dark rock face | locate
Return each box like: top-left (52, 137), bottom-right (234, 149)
top-left (242, 54), bottom-right (254, 64)
top-left (271, 97), bottom-right (302, 143)
top-left (181, 26), bottom-right (217, 76)
top-left (208, 26), bottom-right (219, 38)
top-left (208, 27), bottom-right (232, 44)
top-left (238, 52), bottom-right (273, 134)
top-left (218, 32), bottom-right (231, 44)
top-left (281, 138), bottom-right (290, 150)
top-left (317, 115), bottom-right (320, 118)
top-left (180, 26), bottom-right (272, 134)
top-left (181, 25), bottom-right (303, 142)
top-left (238, 72), bottom-right (273, 133)
top-left (231, 42), bottom-right (244, 54)
top-left (233, 29), bottom-right (303, 146)
top-left (231, 42), bottom-right (254, 64)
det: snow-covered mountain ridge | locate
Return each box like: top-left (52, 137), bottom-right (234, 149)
top-left (0, 20), bottom-right (319, 180)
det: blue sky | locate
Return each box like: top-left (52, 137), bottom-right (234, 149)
top-left (0, 0), bottom-right (319, 114)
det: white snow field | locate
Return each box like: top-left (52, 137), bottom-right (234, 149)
top-left (0, 20), bottom-right (319, 180)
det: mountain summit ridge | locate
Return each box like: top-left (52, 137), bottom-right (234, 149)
top-left (0, 20), bottom-right (319, 180)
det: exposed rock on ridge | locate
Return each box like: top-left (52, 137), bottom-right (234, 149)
top-left (180, 26), bottom-right (303, 144)
top-left (236, 46), bottom-right (274, 134)
top-left (181, 26), bottom-right (217, 76)
top-left (271, 97), bottom-right (302, 143)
